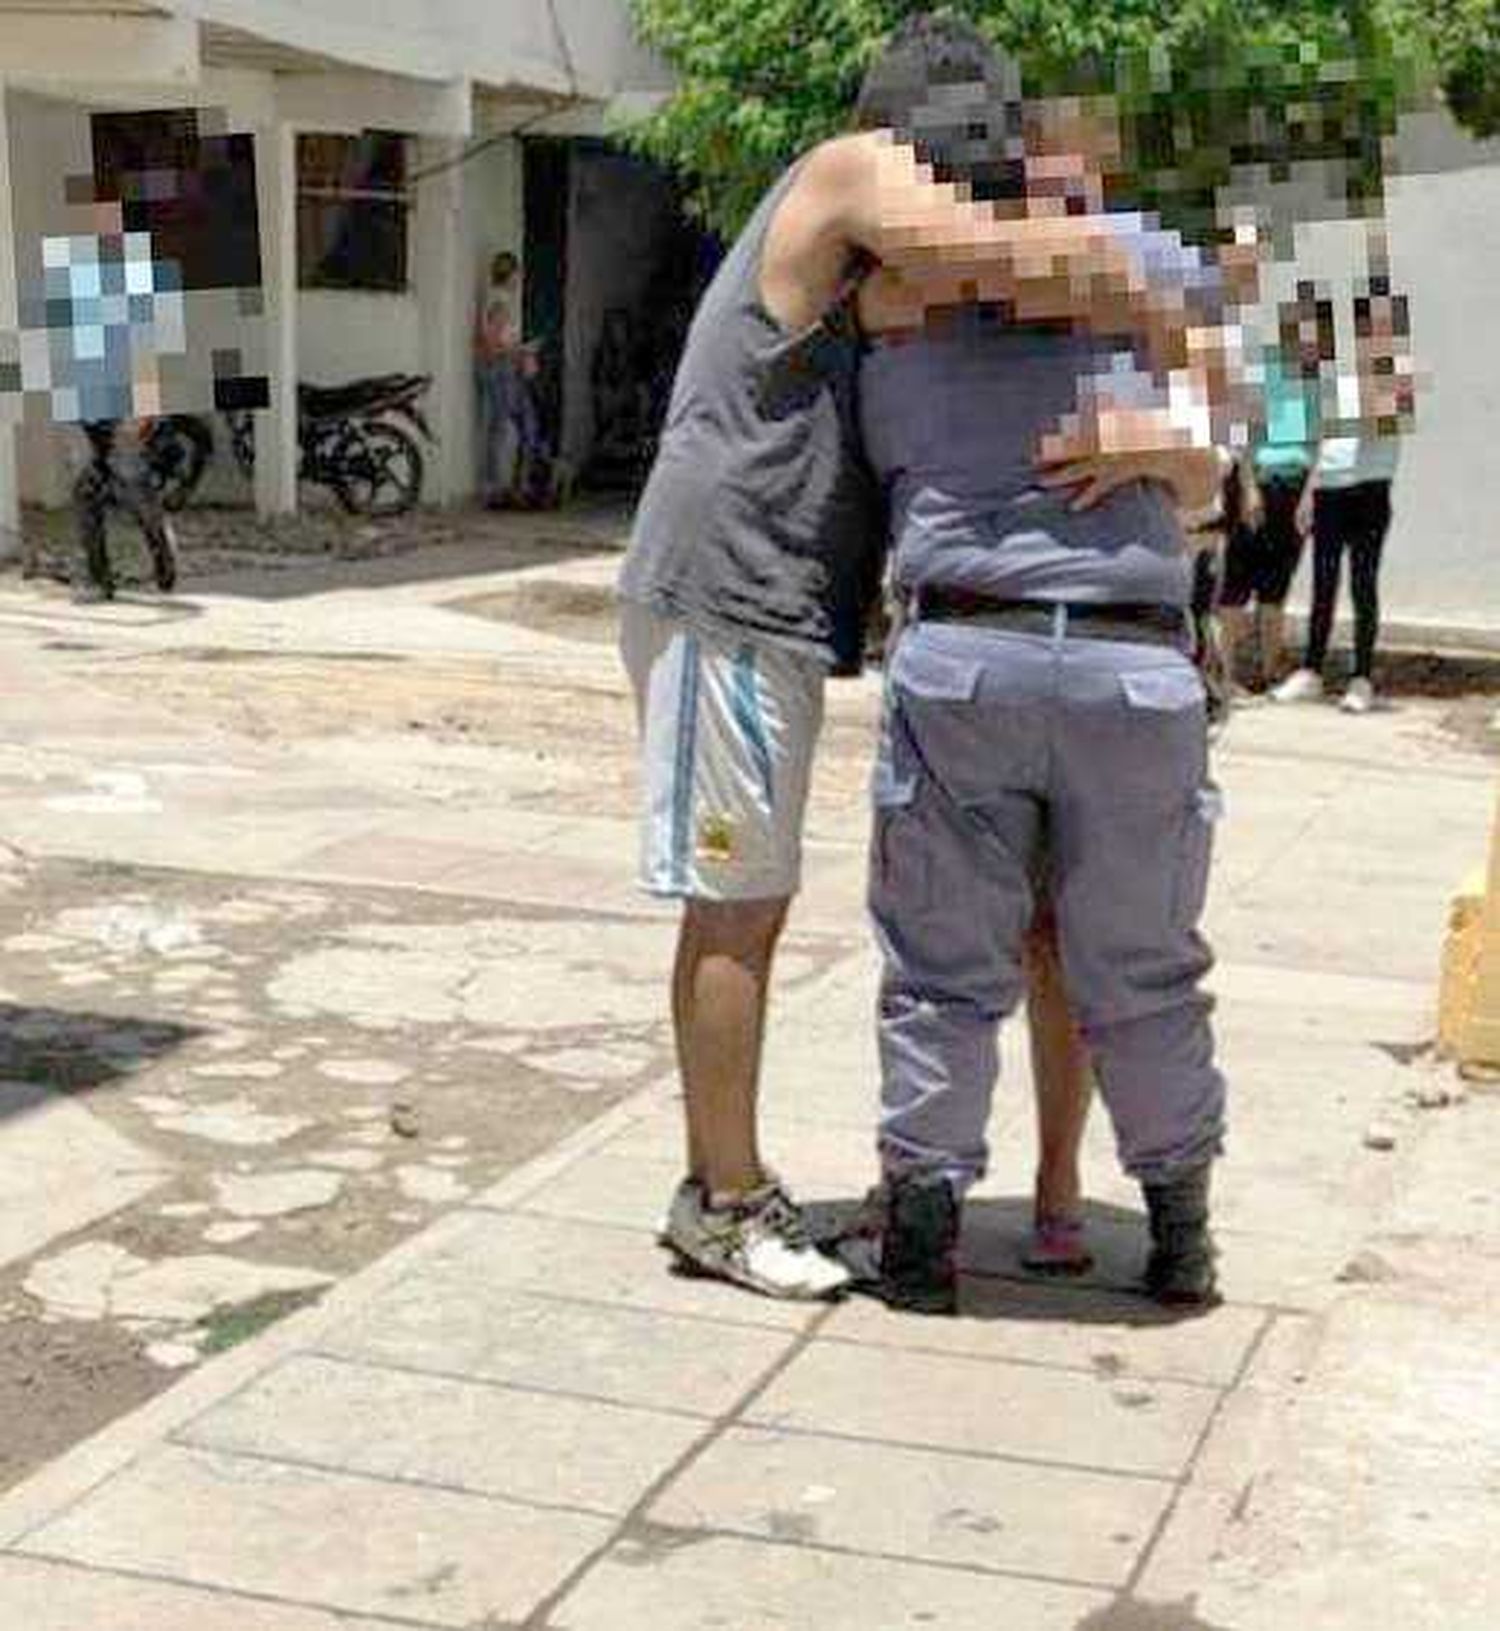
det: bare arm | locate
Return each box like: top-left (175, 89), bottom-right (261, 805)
top-left (1035, 406), bottom-right (1226, 513)
top-left (822, 134), bottom-right (1196, 372)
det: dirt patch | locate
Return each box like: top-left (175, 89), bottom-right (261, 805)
top-left (15, 501), bottom-right (623, 585)
top-left (0, 857), bottom-right (714, 1494)
top-left (0, 1311), bottom-right (163, 1491)
top-left (1376, 650), bottom-right (1500, 700)
top-left (1433, 694), bottom-right (1499, 760)
top-left (92, 649), bottom-right (635, 750)
top-left (448, 581), bottom-right (619, 645)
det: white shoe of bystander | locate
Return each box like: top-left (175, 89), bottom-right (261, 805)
top-left (1271, 667), bottom-right (1324, 704)
top-left (1340, 677), bottom-right (1376, 714)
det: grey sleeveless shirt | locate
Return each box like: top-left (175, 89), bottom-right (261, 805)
top-left (618, 170), bottom-right (881, 673)
top-left (860, 313), bottom-right (1191, 608)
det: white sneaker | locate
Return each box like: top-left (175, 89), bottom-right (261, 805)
top-left (660, 1177), bottom-right (850, 1301)
top-left (1340, 677), bottom-right (1376, 714)
top-left (1271, 667), bottom-right (1323, 704)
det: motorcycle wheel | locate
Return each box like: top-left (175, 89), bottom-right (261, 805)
top-left (225, 410), bottom-right (256, 479)
top-left (332, 420), bottom-right (424, 517)
top-left (150, 416), bottom-right (214, 511)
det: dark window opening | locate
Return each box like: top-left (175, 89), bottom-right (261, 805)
top-left (296, 132), bottom-right (409, 293)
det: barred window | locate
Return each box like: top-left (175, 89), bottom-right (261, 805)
top-left (296, 132), bottom-right (408, 293)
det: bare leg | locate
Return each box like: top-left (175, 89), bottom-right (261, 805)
top-left (673, 897), bottom-right (789, 1198)
top-left (1023, 911), bottom-right (1092, 1219)
top-left (1257, 602), bottom-right (1288, 684)
top-left (1217, 605), bottom-right (1253, 691)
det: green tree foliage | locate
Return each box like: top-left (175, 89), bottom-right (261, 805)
top-left (626, 1), bottom-right (1455, 240)
top-left (1409, 0), bottom-right (1500, 136)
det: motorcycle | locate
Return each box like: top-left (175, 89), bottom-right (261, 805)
top-left (151, 373), bottom-right (435, 518)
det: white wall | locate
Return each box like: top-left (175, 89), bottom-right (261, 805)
top-left (1250, 110), bottom-right (1500, 632)
top-left (7, 88), bottom-right (103, 504)
top-left (177, 1), bottom-right (666, 100)
top-left (298, 291), bottom-right (422, 386)
top-left (1382, 115), bottom-right (1500, 626)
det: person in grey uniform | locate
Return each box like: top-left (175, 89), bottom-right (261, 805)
top-left (620, 13), bottom-right (1241, 1303)
top-left (855, 296), bottom-right (1228, 1313)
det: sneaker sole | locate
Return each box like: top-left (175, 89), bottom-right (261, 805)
top-left (879, 1278), bottom-right (958, 1317)
top-left (1144, 1277), bottom-right (1223, 1312)
top-left (658, 1236), bottom-right (849, 1304)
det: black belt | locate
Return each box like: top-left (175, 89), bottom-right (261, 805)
top-left (911, 589), bottom-right (1188, 647)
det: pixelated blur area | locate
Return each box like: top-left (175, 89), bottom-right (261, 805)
top-left (0, 106), bottom-right (267, 426)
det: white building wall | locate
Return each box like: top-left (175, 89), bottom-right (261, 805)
top-left (177, 1), bottom-right (668, 99)
top-left (1383, 117), bottom-right (1500, 627)
top-left (1249, 109), bottom-right (1500, 632)
top-left (298, 291), bottom-right (423, 386)
top-left (6, 88), bottom-right (92, 506)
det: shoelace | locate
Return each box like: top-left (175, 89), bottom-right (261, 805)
top-left (745, 1184), bottom-right (814, 1250)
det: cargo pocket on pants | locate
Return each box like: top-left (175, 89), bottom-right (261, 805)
top-left (870, 691), bottom-right (933, 912)
top-left (1173, 783), bottom-right (1224, 928)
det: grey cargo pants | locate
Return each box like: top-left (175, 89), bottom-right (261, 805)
top-left (871, 616), bottom-right (1226, 1188)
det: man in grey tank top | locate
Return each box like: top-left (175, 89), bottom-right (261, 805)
top-left (621, 14), bottom-right (1246, 1304)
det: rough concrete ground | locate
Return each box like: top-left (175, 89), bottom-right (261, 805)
top-left (0, 519), bottom-right (858, 1493)
top-left (0, 519), bottom-right (1497, 1627)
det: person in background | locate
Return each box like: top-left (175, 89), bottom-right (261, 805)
top-left (1273, 283), bottom-right (1412, 714)
top-left (475, 251), bottom-right (547, 508)
top-left (72, 418), bottom-right (179, 602)
top-left (1217, 287), bottom-right (1333, 691)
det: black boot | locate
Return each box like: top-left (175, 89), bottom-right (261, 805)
top-left (879, 1170), bottom-right (961, 1316)
top-left (1142, 1165), bottom-right (1219, 1308)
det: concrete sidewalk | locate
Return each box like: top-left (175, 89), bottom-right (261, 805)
top-left (0, 561), bottom-right (1497, 1628)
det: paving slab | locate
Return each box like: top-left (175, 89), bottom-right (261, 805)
top-left (0, 1555), bottom-right (403, 1631)
top-left (0, 1082), bottom-right (169, 1270)
top-left (746, 1340), bottom-right (1218, 1480)
top-left (437, 1209), bottom-right (816, 1331)
top-left (649, 1423), bottom-right (1169, 1588)
top-left (822, 1279), bottom-right (1268, 1390)
top-left (548, 1531), bottom-right (1110, 1630)
top-left (181, 1352), bottom-right (706, 1516)
top-left (22, 1444), bottom-right (612, 1628)
top-left (316, 1272), bottom-right (794, 1418)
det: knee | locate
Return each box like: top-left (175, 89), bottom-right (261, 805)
top-left (683, 897), bottom-right (789, 969)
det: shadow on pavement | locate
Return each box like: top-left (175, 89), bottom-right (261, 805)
top-left (0, 1003), bottom-right (202, 1111)
top-left (809, 1193), bottom-right (1219, 1329)
top-left (1074, 1596), bottom-right (1236, 1631)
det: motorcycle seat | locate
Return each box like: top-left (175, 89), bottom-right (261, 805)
top-left (299, 375), bottom-right (427, 420)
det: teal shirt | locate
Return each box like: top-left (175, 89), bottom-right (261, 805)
top-left (1253, 352), bottom-right (1319, 482)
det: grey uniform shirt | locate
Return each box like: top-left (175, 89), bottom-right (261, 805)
top-left (861, 311), bottom-right (1191, 609)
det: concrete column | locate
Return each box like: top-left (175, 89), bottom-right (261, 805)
top-left (0, 79), bottom-right (21, 558)
top-left (254, 119), bottom-right (298, 518)
top-left (1457, 781), bottom-right (1500, 1072)
top-left (415, 136), bottom-right (474, 506)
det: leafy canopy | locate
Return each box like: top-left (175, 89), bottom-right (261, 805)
top-left (627, 1), bottom-right (1479, 240)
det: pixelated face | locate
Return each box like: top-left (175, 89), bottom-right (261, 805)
top-left (1278, 293), bottom-right (1334, 376)
top-left (18, 226), bottom-right (187, 422)
top-left (1355, 294), bottom-right (1415, 421)
top-left (904, 77), bottom-right (1027, 204)
top-left (2, 107), bottom-right (268, 427)
top-left (1022, 95), bottom-right (1122, 212)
